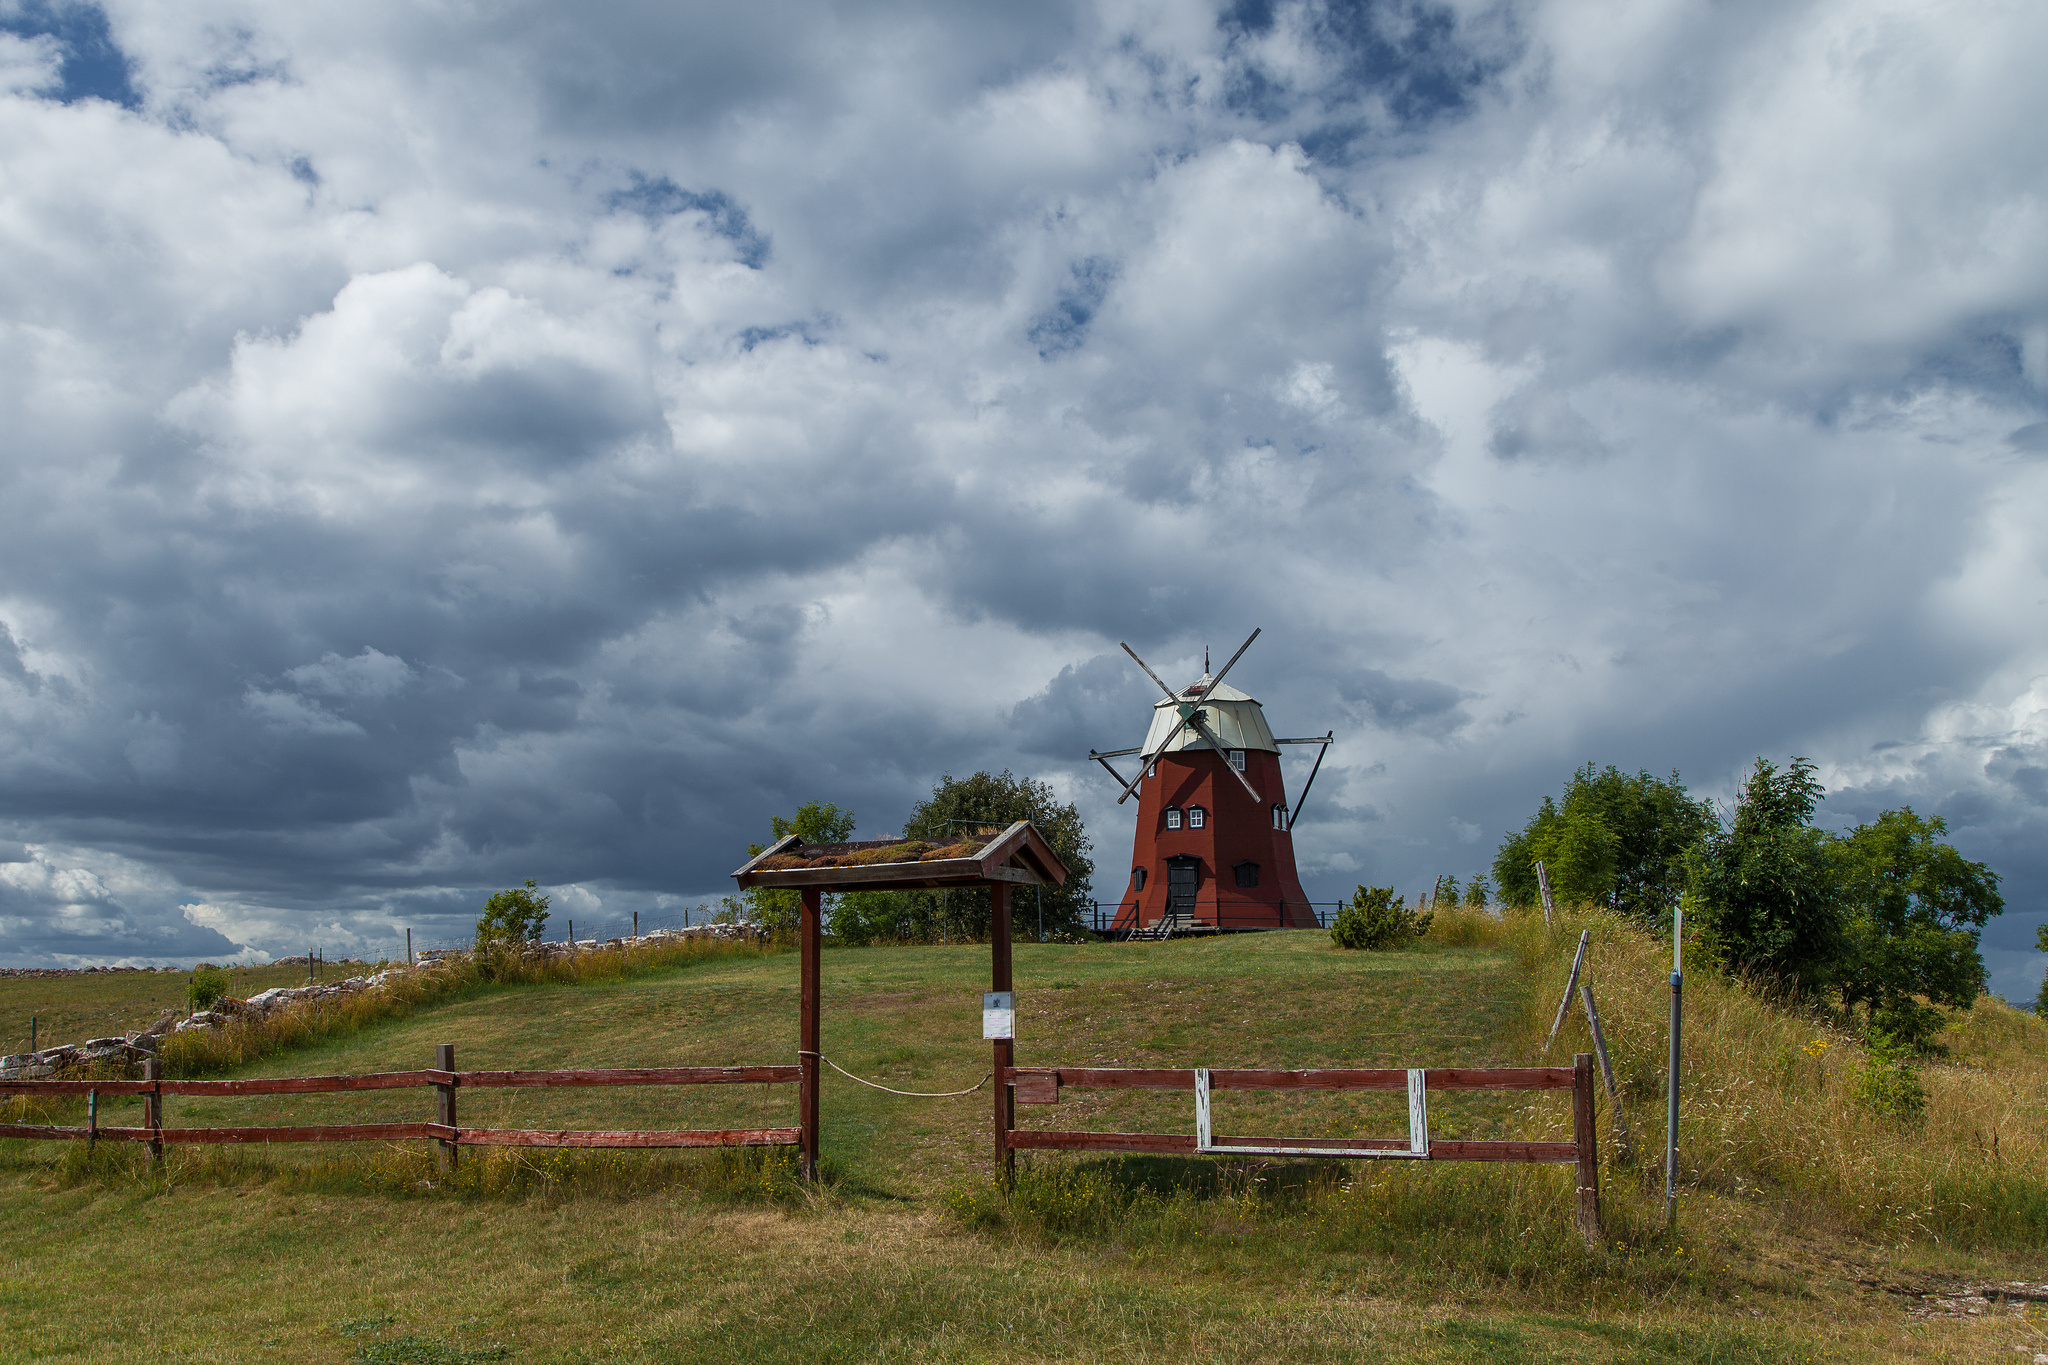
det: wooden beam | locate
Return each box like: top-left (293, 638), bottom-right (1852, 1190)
top-left (1033, 1066), bottom-right (1574, 1091)
top-left (1574, 1052), bottom-right (1602, 1241)
top-left (454, 1066), bottom-right (799, 1089)
top-left (1006, 1130), bottom-right (1197, 1153)
top-left (1428, 1140), bottom-right (1578, 1163)
top-left (991, 881), bottom-right (1014, 1188)
top-left (728, 833), bottom-right (804, 880)
top-left (157, 1071), bottom-right (443, 1096)
top-left (450, 1127), bottom-right (800, 1149)
top-left (799, 886), bottom-right (821, 1181)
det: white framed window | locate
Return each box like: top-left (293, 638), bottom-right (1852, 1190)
top-left (1272, 804), bottom-right (1287, 830)
top-left (1188, 806), bottom-right (1206, 829)
top-left (1165, 806), bottom-right (1182, 830)
top-left (1228, 749), bottom-right (1246, 772)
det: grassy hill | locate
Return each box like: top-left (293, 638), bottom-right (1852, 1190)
top-left (1, 962), bottom-right (353, 1056)
top-left (3, 919), bottom-right (2044, 1363)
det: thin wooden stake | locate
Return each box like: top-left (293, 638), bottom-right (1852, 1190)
top-left (1543, 930), bottom-right (1591, 1055)
top-left (406, 928), bottom-right (412, 966)
top-left (1578, 984), bottom-right (1632, 1164)
top-left (1535, 861), bottom-right (1556, 927)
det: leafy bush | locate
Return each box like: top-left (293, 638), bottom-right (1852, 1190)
top-left (1330, 886), bottom-right (1432, 950)
top-left (1848, 1031), bottom-right (1929, 1124)
top-left (475, 880), bottom-right (550, 948)
top-left (187, 965), bottom-right (229, 1013)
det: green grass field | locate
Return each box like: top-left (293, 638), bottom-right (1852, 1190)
top-left (3, 931), bottom-right (2040, 1363)
top-left (1, 962), bottom-right (354, 1056)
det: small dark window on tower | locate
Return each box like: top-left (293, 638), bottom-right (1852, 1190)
top-left (1188, 806), bottom-right (1206, 829)
top-left (1228, 749), bottom-right (1246, 772)
top-left (1132, 867), bottom-right (1147, 890)
top-left (1234, 861), bottom-right (1259, 888)
top-left (1272, 804), bottom-right (1286, 830)
top-left (1165, 806), bottom-right (1182, 830)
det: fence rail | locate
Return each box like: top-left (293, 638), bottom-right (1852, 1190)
top-left (998, 1057), bottom-right (1602, 1238)
top-left (0, 1053), bottom-right (801, 1159)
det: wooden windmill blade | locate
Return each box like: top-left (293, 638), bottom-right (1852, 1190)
top-left (1111, 632), bottom-right (1263, 804)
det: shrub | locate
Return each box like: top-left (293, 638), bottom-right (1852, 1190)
top-left (1331, 886), bottom-right (1432, 950)
top-left (476, 880), bottom-right (550, 948)
top-left (1848, 1031), bottom-right (1928, 1124)
top-left (187, 965), bottom-right (230, 1013)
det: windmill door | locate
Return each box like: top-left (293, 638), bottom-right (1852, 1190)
top-left (1166, 857), bottom-right (1199, 923)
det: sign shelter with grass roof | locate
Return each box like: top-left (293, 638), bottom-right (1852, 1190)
top-left (730, 819), bottom-right (1070, 1182)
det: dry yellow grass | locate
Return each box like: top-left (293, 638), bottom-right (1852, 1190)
top-left (1517, 903), bottom-right (2048, 1247)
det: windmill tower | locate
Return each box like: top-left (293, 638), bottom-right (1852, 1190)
top-left (1089, 630), bottom-right (1332, 935)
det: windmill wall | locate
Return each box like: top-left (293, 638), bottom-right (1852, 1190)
top-left (1113, 747), bottom-right (1318, 931)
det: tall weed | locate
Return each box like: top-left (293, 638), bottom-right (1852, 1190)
top-left (1514, 904), bottom-right (2048, 1248)
top-left (159, 936), bottom-right (779, 1078)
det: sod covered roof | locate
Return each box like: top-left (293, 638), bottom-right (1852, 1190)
top-left (730, 819), bottom-right (1069, 893)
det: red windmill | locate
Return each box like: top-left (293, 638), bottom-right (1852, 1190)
top-left (1089, 630), bottom-right (1333, 936)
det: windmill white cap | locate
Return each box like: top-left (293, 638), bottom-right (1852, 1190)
top-left (1141, 674), bottom-right (1279, 754)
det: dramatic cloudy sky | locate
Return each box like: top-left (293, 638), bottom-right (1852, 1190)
top-left (2, 0), bottom-right (2045, 996)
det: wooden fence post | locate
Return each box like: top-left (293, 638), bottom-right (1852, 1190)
top-left (991, 882), bottom-right (1015, 1190)
top-left (434, 1043), bottom-right (458, 1172)
top-left (798, 887), bottom-right (821, 1181)
top-left (143, 1058), bottom-right (163, 1168)
top-left (632, 911), bottom-right (639, 939)
top-left (406, 928), bottom-right (412, 966)
top-left (86, 1089), bottom-right (98, 1152)
top-left (1535, 861), bottom-right (1556, 927)
top-left (1573, 1052), bottom-right (1600, 1242)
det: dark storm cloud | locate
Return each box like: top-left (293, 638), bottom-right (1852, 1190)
top-left (0, 0), bottom-right (2045, 1004)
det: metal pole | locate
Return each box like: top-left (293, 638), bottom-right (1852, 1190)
top-left (1665, 905), bottom-right (1683, 1231)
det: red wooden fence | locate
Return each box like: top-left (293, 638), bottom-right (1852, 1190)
top-left (999, 1054), bottom-right (1602, 1238)
top-left (0, 1047), bottom-right (800, 1165)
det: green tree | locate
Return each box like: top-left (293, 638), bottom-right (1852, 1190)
top-left (476, 879), bottom-right (551, 947)
top-left (1432, 874), bottom-right (1461, 906)
top-left (903, 770), bottom-right (1093, 941)
top-left (1829, 808), bottom-right (2002, 1050)
top-left (744, 802), bottom-right (858, 933)
top-left (1493, 765), bottom-right (1713, 922)
top-left (2037, 923), bottom-right (2048, 1017)
top-left (1690, 758), bottom-right (1844, 998)
top-left (1463, 874), bottom-right (1491, 909)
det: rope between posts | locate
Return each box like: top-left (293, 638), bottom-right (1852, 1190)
top-left (798, 1050), bottom-right (991, 1098)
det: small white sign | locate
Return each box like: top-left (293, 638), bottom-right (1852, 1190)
top-left (982, 990), bottom-right (1015, 1040)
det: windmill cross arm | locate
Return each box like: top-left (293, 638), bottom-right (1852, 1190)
top-left (1089, 747), bottom-right (1145, 759)
top-left (1184, 713), bottom-right (1261, 802)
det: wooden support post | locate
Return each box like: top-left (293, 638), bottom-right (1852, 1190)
top-left (991, 882), bottom-right (1015, 1189)
top-left (406, 928), bottom-right (412, 966)
top-left (29, 1015), bottom-right (36, 1053)
top-left (434, 1044), bottom-right (457, 1172)
top-left (1543, 930), bottom-right (1591, 1056)
top-left (1573, 1052), bottom-right (1600, 1242)
top-left (1578, 985), bottom-right (1632, 1164)
top-left (632, 911), bottom-right (639, 939)
top-left (142, 1058), bottom-right (163, 1167)
top-left (568, 918), bottom-right (574, 947)
top-left (799, 887), bottom-right (822, 1181)
top-left (1535, 861), bottom-right (1556, 927)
